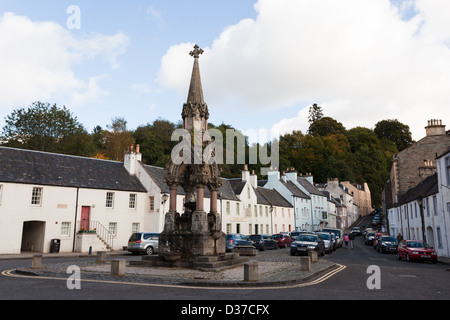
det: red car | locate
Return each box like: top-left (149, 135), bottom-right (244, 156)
top-left (397, 240), bottom-right (438, 264)
top-left (271, 234), bottom-right (294, 248)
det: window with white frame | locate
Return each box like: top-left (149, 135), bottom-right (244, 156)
top-left (0, 184), bottom-right (3, 205)
top-left (106, 192), bottom-right (114, 208)
top-left (132, 223), bottom-right (140, 233)
top-left (445, 156), bottom-right (450, 186)
top-left (109, 222), bottom-right (117, 235)
top-left (433, 196), bottom-right (438, 216)
top-left (61, 222), bottom-right (71, 236)
top-left (437, 227), bottom-right (443, 249)
top-left (31, 187), bottom-right (43, 206)
top-left (236, 203), bottom-right (240, 215)
top-left (148, 196), bottom-right (155, 212)
top-left (129, 193), bottom-right (137, 209)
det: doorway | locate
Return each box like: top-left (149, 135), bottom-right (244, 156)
top-left (21, 221), bottom-right (45, 252)
top-left (80, 206), bottom-right (91, 231)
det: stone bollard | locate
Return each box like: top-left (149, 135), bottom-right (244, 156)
top-left (111, 259), bottom-right (126, 276)
top-left (31, 255), bottom-right (42, 269)
top-left (96, 251), bottom-right (106, 263)
top-left (244, 261), bottom-right (258, 282)
top-left (300, 256), bottom-right (311, 271)
top-left (309, 250), bottom-right (318, 262)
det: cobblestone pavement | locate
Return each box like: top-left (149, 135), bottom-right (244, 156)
top-left (13, 248), bottom-right (339, 287)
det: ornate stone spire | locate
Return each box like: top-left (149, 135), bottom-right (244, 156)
top-left (182, 44), bottom-right (209, 130)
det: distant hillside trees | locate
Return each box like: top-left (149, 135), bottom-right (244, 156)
top-left (1, 101), bottom-right (413, 207)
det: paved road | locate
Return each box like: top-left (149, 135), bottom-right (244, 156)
top-left (1, 235), bottom-right (449, 306)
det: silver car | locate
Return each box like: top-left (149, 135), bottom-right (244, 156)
top-left (316, 232), bottom-right (334, 253)
top-left (127, 232), bottom-right (159, 255)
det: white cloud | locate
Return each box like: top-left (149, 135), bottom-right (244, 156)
top-left (146, 6), bottom-right (166, 27)
top-left (0, 12), bottom-right (129, 110)
top-left (157, 0), bottom-right (450, 140)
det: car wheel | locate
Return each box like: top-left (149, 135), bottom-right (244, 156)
top-left (145, 246), bottom-right (153, 255)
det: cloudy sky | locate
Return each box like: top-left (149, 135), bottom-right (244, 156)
top-left (0, 0), bottom-right (449, 142)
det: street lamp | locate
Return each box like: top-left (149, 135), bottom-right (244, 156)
top-left (161, 193), bottom-right (169, 204)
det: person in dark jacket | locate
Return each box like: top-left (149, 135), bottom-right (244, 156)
top-left (348, 232), bottom-right (355, 249)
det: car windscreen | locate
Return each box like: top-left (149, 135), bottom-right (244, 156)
top-left (225, 234), bottom-right (233, 240)
top-left (249, 235), bottom-right (262, 240)
top-left (407, 241), bottom-right (429, 248)
top-left (296, 235), bottom-right (318, 242)
top-left (271, 234), bottom-right (282, 239)
top-left (317, 233), bottom-right (330, 240)
top-left (381, 236), bottom-right (397, 242)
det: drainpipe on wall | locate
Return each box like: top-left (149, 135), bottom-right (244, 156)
top-left (72, 188), bottom-right (80, 252)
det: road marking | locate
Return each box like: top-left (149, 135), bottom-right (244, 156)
top-left (1, 264), bottom-right (347, 290)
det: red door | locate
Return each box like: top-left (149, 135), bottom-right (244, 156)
top-left (80, 206), bottom-right (90, 231)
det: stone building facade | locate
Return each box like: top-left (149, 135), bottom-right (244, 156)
top-left (389, 119), bottom-right (450, 204)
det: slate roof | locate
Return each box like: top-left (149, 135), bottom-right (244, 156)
top-left (256, 187), bottom-right (293, 208)
top-left (0, 146), bottom-right (146, 192)
top-left (297, 177), bottom-right (327, 197)
top-left (228, 178), bottom-right (247, 195)
top-left (395, 173), bottom-right (438, 207)
top-left (280, 179), bottom-right (310, 199)
top-left (143, 164), bottom-right (240, 201)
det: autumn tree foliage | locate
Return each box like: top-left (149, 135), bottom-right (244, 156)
top-left (1, 101), bottom-right (411, 206)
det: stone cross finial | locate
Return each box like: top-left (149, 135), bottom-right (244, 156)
top-left (189, 44), bottom-right (204, 59)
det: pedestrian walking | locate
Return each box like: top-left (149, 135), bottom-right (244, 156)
top-left (348, 232), bottom-right (355, 249)
top-left (344, 234), bottom-right (349, 248)
top-left (397, 233), bottom-right (403, 242)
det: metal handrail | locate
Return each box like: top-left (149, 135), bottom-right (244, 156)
top-left (77, 220), bottom-right (114, 250)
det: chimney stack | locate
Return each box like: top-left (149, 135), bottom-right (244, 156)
top-left (425, 119), bottom-right (446, 136)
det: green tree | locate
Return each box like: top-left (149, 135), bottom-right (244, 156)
top-left (133, 124), bottom-right (166, 167)
top-left (1, 101), bottom-right (94, 156)
top-left (103, 117), bottom-right (135, 161)
top-left (374, 119), bottom-right (413, 152)
top-left (308, 116), bottom-right (346, 137)
top-left (308, 103), bottom-right (324, 124)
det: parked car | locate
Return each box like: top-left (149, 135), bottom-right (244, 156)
top-left (290, 233), bottom-right (326, 256)
top-left (249, 234), bottom-right (278, 251)
top-left (397, 240), bottom-right (438, 263)
top-left (315, 232), bottom-right (334, 253)
top-left (225, 233), bottom-right (254, 252)
top-left (365, 232), bottom-right (376, 246)
top-left (364, 228), bottom-right (374, 237)
top-left (127, 232), bottom-right (159, 255)
top-left (351, 227), bottom-right (362, 236)
top-left (330, 232), bottom-right (337, 250)
top-left (372, 215), bottom-right (380, 226)
top-left (271, 234), bottom-right (294, 248)
top-left (377, 236), bottom-right (398, 253)
top-left (322, 227), bottom-right (344, 248)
